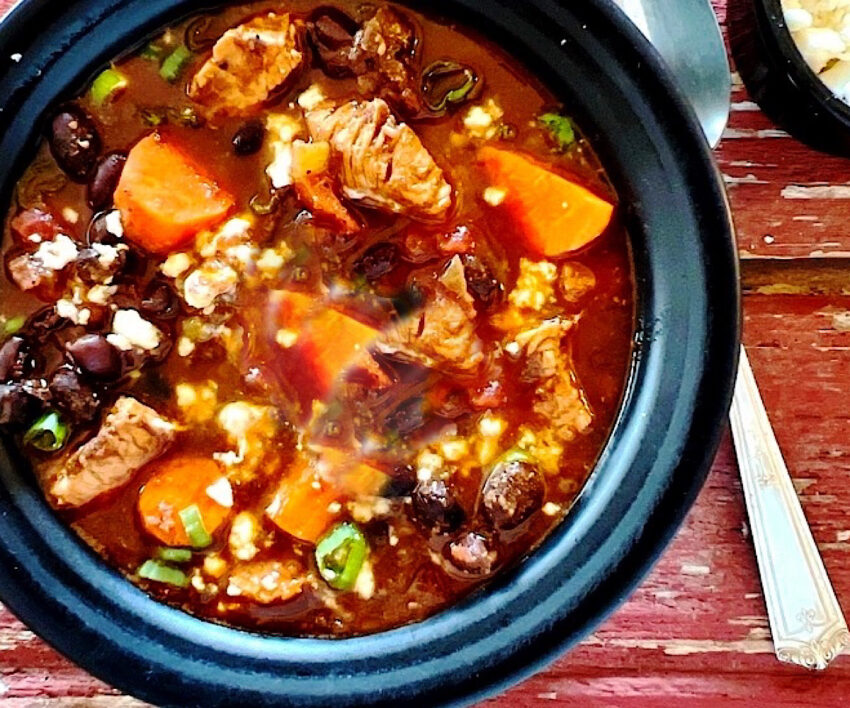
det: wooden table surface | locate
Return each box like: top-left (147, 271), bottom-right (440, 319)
top-left (2, 0), bottom-right (850, 705)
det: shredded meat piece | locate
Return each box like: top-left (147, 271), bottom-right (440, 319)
top-left (7, 253), bottom-right (55, 292)
top-left (44, 396), bottom-right (175, 508)
top-left (348, 7), bottom-right (422, 116)
top-left (378, 256), bottom-right (483, 374)
top-left (226, 560), bottom-right (304, 604)
top-left (515, 317), bottom-right (592, 441)
top-left (189, 13), bottom-right (304, 120)
top-left (306, 99), bottom-right (452, 220)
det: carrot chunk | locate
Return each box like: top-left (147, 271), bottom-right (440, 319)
top-left (478, 146), bottom-right (614, 257)
top-left (271, 290), bottom-right (380, 401)
top-left (266, 458), bottom-right (340, 544)
top-left (138, 456), bottom-right (232, 546)
top-left (115, 134), bottom-right (235, 254)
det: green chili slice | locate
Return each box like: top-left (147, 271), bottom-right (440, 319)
top-left (2, 315), bottom-right (25, 337)
top-left (90, 68), bottom-right (128, 106)
top-left (539, 113), bottom-right (576, 150)
top-left (24, 411), bottom-right (69, 452)
top-left (138, 559), bottom-right (189, 588)
top-left (315, 523), bottom-right (367, 591)
top-left (159, 45), bottom-right (193, 83)
top-left (179, 504), bottom-right (212, 548)
top-left (155, 547), bottom-right (193, 563)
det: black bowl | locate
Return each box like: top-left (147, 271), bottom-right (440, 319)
top-left (0, 0), bottom-right (739, 705)
top-left (729, 0), bottom-right (850, 155)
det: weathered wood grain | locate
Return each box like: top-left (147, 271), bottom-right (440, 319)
top-left (1, 0), bottom-right (850, 705)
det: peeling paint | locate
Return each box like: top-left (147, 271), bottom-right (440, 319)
top-left (781, 184), bottom-right (850, 199)
top-left (680, 564), bottom-right (711, 576)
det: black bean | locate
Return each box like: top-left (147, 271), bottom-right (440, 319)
top-left (0, 337), bottom-right (31, 381)
top-left (308, 8), bottom-right (358, 77)
top-left (384, 396), bottom-right (425, 435)
top-left (411, 478), bottom-right (464, 532)
top-left (232, 120), bottom-right (265, 156)
top-left (75, 245), bottom-right (126, 285)
top-left (448, 531), bottom-right (495, 575)
top-left (482, 459), bottom-right (545, 530)
top-left (48, 106), bottom-right (101, 181)
top-left (461, 254), bottom-right (503, 311)
top-left (140, 279), bottom-right (179, 319)
top-left (26, 306), bottom-right (67, 340)
top-left (384, 464), bottom-right (416, 498)
top-left (49, 366), bottom-right (99, 422)
top-left (0, 383), bottom-right (43, 426)
top-left (87, 211), bottom-right (120, 246)
top-left (355, 242), bottom-right (400, 281)
top-left (66, 335), bottom-right (121, 380)
top-left (86, 152), bottom-right (126, 209)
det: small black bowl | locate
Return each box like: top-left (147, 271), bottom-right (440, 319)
top-left (730, 0), bottom-right (850, 155)
top-left (0, 0), bottom-right (740, 705)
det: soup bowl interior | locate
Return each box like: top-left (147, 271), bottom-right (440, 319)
top-left (0, 0), bottom-right (739, 705)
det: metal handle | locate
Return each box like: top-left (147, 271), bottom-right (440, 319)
top-left (730, 347), bottom-right (849, 669)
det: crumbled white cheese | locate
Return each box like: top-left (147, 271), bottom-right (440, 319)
top-left (542, 502), bottom-right (562, 516)
top-left (35, 234), bottom-right (78, 271)
top-left (353, 559), bottom-right (375, 600)
top-left (56, 298), bottom-right (91, 325)
top-left (104, 209), bottom-right (124, 238)
top-left (439, 438), bottom-right (470, 462)
top-left (416, 451), bottom-right (444, 482)
top-left (161, 252), bottom-right (193, 279)
top-left (199, 217), bottom-right (254, 260)
top-left (257, 246), bottom-right (292, 277)
top-left (91, 242), bottom-right (125, 268)
top-left (228, 511), bottom-right (260, 561)
top-left (107, 309), bottom-right (162, 351)
top-left (508, 258), bottom-right (558, 311)
top-left (182, 263), bottom-right (238, 310)
top-left (177, 337), bottom-right (196, 357)
top-left (265, 113), bottom-right (303, 188)
top-left (275, 328), bottom-right (298, 348)
top-left (61, 207), bottom-right (79, 224)
top-left (479, 413), bottom-right (507, 437)
top-left (463, 99), bottom-right (504, 139)
top-left (206, 477), bottom-right (234, 508)
top-left (175, 381), bottom-right (218, 422)
top-left (297, 83), bottom-right (327, 111)
top-left (483, 186), bottom-right (508, 206)
top-left (87, 284), bottom-right (117, 305)
top-left (504, 341), bottom-right (521, 357)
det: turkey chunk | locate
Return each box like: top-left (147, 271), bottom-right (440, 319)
top-left (45, 397), bottom-right (176, 507)
top-left (379, 256), bottom-right (483, 374)
top-left (306, 99), bottom-right (452, 219)
top-left (189, 13), bottom-right (304, 120)
top-left (515, 318), bottom-right (592, 442)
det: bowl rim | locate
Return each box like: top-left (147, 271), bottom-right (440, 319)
top-left (0, 0), bottom-right (741, 705)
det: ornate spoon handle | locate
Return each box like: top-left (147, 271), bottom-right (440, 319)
top-left (730, 346), bottom-right (849, 669)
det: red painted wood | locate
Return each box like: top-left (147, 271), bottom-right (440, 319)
top-left (2, 0), bottom-right (850, 704)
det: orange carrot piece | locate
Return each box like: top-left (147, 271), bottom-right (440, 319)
top-left (115, 133), bottom-right (235, 254)
top-left (478, 146), bottom-right (614, 257)
top-left (318, 446), bottom-right (389, 498)
top-left (271, 291), bottom-right (380, 399)
top-left (138, 456), bottom-right (232, 546)
top-left (266, 458), bottom-right (340, 544)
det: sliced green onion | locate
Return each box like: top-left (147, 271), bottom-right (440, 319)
top-left (159, 45), bottom-right (193, 83)
top-left (315, 523), bottom-right (367, 591)
top-left (3, 315), bottom-right (25, 336)
top-left (155, 547), bottom-right (193, 563)
top-left (90, 67), bottom-right (128, 106)
top-left (140, 42), bottom-right (165, 61)
top-left (138, 559), bottom-right (189, 588)
top-left (139, 107), bottom-right (166, 127)
top-left (539, 113), bottom-right (576, 150)
top-left (24, 411), bottom-right (69, 452)
top-left (179, 504), bottom-right (212, 548)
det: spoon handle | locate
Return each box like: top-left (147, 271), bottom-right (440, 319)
top-left (730, 346), bottom-right (849, 669)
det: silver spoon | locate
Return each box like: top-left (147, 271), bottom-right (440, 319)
top-left (612, 0), bottom-right (849, 670)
